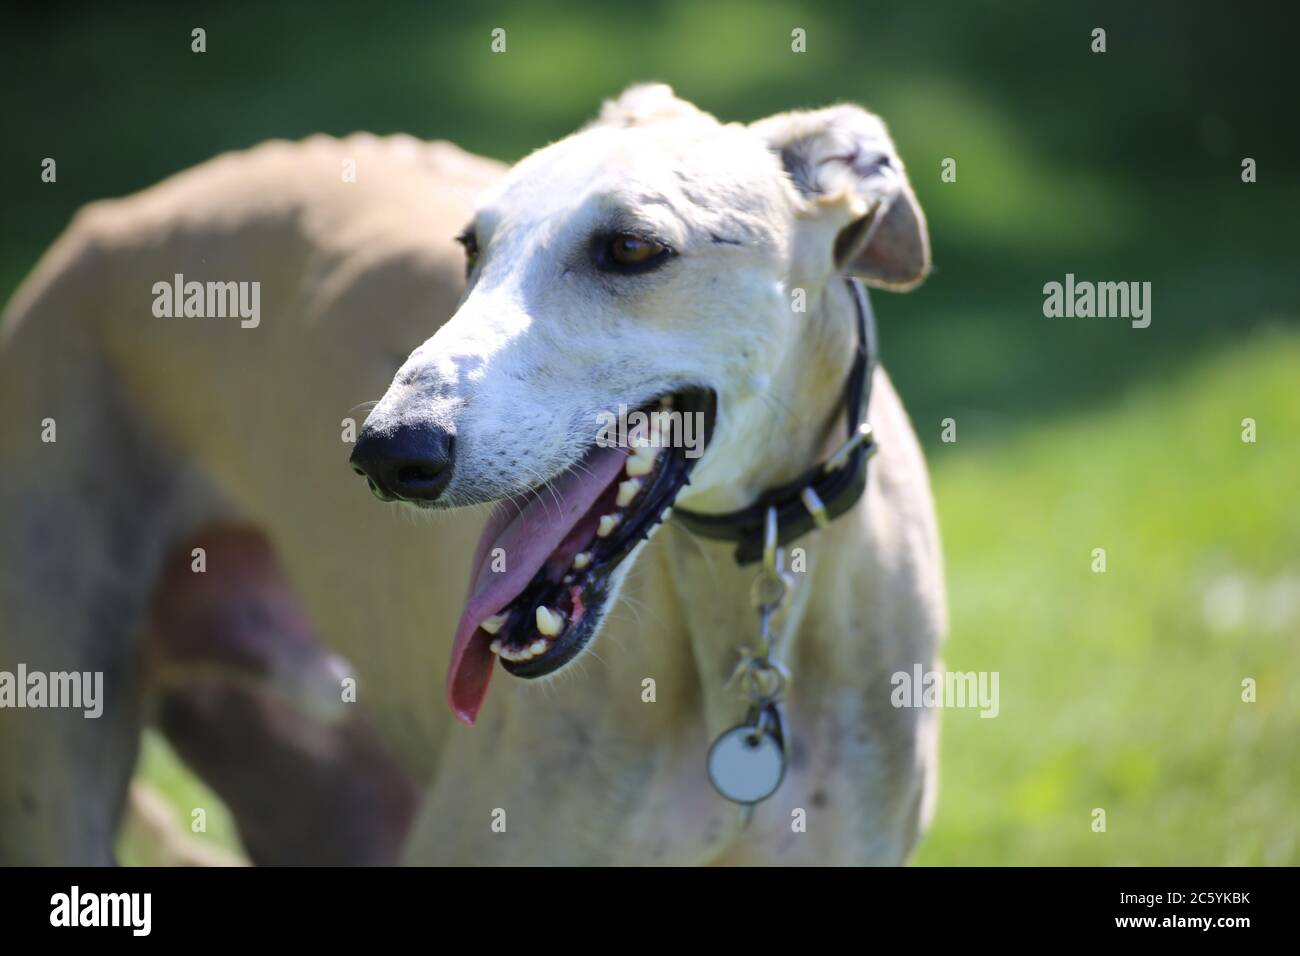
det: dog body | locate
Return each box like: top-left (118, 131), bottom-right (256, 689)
top-left (0, 87), bottom-right (944, 865)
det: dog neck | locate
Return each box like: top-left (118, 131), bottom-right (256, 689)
top-left (683, 278), bottom-right (862, 513)
top-left (767, 278), bottom-right (863, 485)
top-left (653, 278), bottom-right (865, 729)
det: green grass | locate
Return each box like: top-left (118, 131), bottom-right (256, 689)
top-left (121, 325), bottom-right (1300, 865)
top-left (914, 324), bottom-right (1300, 865)
top-left (116, 732), bottom-right (245, 866)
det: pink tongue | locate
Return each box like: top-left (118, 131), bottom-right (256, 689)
top-left (447, 445), bottom-right (630, 724)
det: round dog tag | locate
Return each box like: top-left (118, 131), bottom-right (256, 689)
top-left (707, 723), bottom-right (786, 804)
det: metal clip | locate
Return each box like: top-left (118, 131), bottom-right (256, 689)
top-left (823, 421), bottom-right (876, 473)
top-left (716, 508), bottom-right (797, 819)
top-left (762, 506), bottom-right (779, 576)
top-left (800, 486), bottom-right (831, 529)
top-left (733, 506), bottom-right (792, 706)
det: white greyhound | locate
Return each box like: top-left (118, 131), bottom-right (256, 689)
top-left (0, 84), bottom-right (945, 865)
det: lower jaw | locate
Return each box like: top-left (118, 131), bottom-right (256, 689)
top-left (499, 599), bottom-right (604, 678)
top-left (485, 388), bottom-right (714, 678)
top-left (488, 473), bottom-right (672, 678)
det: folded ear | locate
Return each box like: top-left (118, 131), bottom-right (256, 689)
top-left (751, 105), bottom-right (930, 291)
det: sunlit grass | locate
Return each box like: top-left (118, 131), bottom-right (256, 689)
top-left (914, 324), bottom-right (1300, 865)
top-left (116, 732), bottom-right (245, 865)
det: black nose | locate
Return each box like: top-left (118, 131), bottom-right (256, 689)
top-left (350, 423), bottom-right (455, 503)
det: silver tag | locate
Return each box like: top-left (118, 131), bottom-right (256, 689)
top-left (707, 708), bottom-right (787, 804)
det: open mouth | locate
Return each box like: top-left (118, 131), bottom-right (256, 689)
top-left (447, 387), bottom-right (714, 724)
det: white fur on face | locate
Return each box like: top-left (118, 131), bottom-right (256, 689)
top-left (365, 104), bottom-right (838, 508)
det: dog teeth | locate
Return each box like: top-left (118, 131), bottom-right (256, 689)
top-left (492, 640), bottom-right (525, 662)
top-left (480, 612), bottom-right (509, 634)
top-left (536, 605), bottom-right (564, 637)
top-left (491, 636), bottom-right (553, 662)
top-left (660, 507), bottom-right (672, 522)
top-left (572, 551), bottom-right (592, 570)
top-left (616, 479), bottom-right (642, 507)
top-left (597, 513), bottom-right (622, 537)
top-left (625, 445), bottom-right (658, 477)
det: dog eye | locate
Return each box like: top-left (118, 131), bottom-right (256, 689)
top-left (599, 233), bottom-right (672, 273)
top-left (455, 229), bottom-right (479, 275)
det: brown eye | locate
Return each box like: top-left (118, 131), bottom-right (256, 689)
top-left (601, 233), bottom-right (671, 272)
top-left (609, 235), bottom-right (664, 265)
top-left (456, 229), bottom-right (479, 275)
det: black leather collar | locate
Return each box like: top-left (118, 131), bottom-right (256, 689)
top-left (674, 278), bottom-right (880, 565)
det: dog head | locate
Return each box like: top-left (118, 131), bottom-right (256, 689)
top-left (353, 85), bottom-right (930, 722)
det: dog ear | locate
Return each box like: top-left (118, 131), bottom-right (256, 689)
top-left (590, 83), bottom-right (714, 128)
top-left (751, 105), bottom-right (930, 291)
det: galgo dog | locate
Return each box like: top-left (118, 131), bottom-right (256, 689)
top-left (0, 84), bottom-right (944, 865)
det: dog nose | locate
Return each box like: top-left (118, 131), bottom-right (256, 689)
top-left (350, 423), bottom-right (455, 502)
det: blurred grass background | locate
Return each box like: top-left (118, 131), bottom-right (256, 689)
top-left (2, 0), bottom-right (1296, 864)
